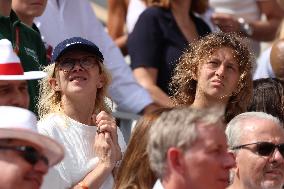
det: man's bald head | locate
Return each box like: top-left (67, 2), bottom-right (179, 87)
top-left (270, 39), bottom-right (284, 79)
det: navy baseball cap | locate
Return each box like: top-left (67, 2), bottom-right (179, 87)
top-left (51, 37), bottom-right (104, 63)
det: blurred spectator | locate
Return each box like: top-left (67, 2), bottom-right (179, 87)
top-left (171, 32), bottom-right (254, 122)
top-left (114, 107), bottom-right (172, 189)
top-left (0, 39), bottom-right (46, 108)
top-left (0, 0), bottom-right (48, 113)
top-left (0, 106), bottom-right (64, 189)
top-left (226, 112), bottom-right (284, 189)
top-left (35, 0), bottom-right (158, 115)
top-left (37, 37), bottom-right (125, 189)
top-left (128, 0), bottom-right (211, 107)
top-left (107, 0), bottom-right (214, 54)
top-left (248, 78), bottom-right (284, 122)
top-left (147, 107), bottom-right (235, 189)
top-left (210, 0), bottom-right (284, 56)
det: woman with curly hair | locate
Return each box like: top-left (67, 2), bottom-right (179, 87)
top-left (37, 37), bottom-right (126, 189)
top-left (170, 32), bottom-right (254, 122)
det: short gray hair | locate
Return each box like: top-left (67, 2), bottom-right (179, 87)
top-left (226, 112), bottom-right (282, 149)
top-left (147, 107), bottom-right (223, 178)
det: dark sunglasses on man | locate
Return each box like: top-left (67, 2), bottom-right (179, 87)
top-left (0, 145), bottom-right (49, 166)
top-left (232, 141), bottom-right (284, 157)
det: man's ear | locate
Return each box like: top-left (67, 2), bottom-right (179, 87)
top-left (49, 78), bottom-right (61, 91)
top-left (167, 147), bottom-right (184, 174)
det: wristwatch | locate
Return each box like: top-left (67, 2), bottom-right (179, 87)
top-left (237, 17), bottom-right (254, 37)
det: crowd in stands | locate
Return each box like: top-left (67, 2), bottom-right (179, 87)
top-left (0, 0), bottom-right (284, 189)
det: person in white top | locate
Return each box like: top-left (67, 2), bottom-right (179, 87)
top-left (34, 0), bottom-right (156, 115)
top-left (147, 107), bottom-right (235, 189)
top-left (210, 0), bottom-right (284, 56)
top-left (37, 37), bottom-right (126, 189)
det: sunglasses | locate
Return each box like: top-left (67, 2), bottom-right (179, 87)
top-left (231, 141), bottom-right (284, 157)
top-left (57, 55), bottom-right (101, 72)
top-left (0, 145), bottom-right (49, 166)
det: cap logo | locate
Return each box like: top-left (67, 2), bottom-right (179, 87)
top-left (66, 41), bottom-right (83, 47)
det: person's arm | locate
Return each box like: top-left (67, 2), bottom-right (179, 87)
top-left (211, 0), bottom-right (284, 41)
top-left (133, 67), bottom-right (174, 107)
top-left (107, 0), bottom-right (128, 54)
top-left (251, 0), bottom-right (284, 41)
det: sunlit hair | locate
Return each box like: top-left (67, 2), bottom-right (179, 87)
top-left (37, 61), bottom-right (112, 119)
top-left (145, 0), bottom-right (208, 13)
top-left (114, 108), bottom-right (173, 189)
top-left (248, 78), bottom-right (284, 123)
top-left (170, 32), bottom-right (254, 122)
top-left (147, 107), bottom-right (223, 178)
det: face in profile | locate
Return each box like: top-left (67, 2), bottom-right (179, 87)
top-left (234, 119), bottom-right (284, 189)
top-left (195, 47), bottom-right (240, 103)
top-left (0, 139), bottom-right (48, 189)
top-left (0, 80), bottom-right (29, 109)
top-left (181, 120), bottom-right (235, 189)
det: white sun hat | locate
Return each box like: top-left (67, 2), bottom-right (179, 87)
top-left (0, 39), bottom-right (47, 80)
top-left (0, 106), bottom-right (64, 166)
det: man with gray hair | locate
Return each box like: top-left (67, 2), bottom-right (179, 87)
top-left (226, 112), bottom-right (284, 189)
top-left (147, 107), bottom-right (235, 189)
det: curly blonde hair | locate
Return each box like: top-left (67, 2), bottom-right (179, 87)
top-left (170, 32), bottom-right (255, 122)
top-left (37, 62), bottom-right (112, 119)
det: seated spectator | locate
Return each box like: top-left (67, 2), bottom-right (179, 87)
top-left (248, 78), bottom-right (284, 122)
top-left (0, 39), bottom-right (46, 108)
top-left (128, 0), bottom-right (211, 107)
top-left (114, 107), bottom-right (172, 189)
top-left (226, 112), bottom-right (284, 189)
top-left (34, 0), bottom-right (158, 115)
top-left (37, 37), bottom-right (125, 189)
top-left (147, 107), bottom-right (235, 189)
top-left (0, 0), bottom-right (48, 113)
top-left (210, 0), bottom-right (284, 56)
top-left (0, 106), bottom-right (64, 189)
top-left (171, 32), bottom-right (254, 122)
top-left (107, 0), bottom-right (214, 54)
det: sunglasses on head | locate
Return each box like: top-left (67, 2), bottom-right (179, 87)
top-left (231, 141), bottom-right (284, 157)
top-left (57, 55), bottom-right (101, 72)
top-left (0, 145), bottom-right (49, 166)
